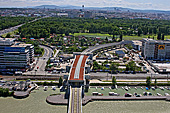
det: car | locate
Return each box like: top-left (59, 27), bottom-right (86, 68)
top-left (52, 70), bottom-right (57, 73)
top-left (157, 93), bottom-right (162, 96)
top-left (136, 94), bottom-right (142, 97)
top-left (143, 92), bottom-right (147, 96)
top-left (125, 93), bottom-right (132, 97)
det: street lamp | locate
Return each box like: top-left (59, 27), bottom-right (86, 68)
top-left (35, 69), bottom-right (37, 77)
top-left (167, 73), bottom-right (169, 83)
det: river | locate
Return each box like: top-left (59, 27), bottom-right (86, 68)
top-left (0, 88), bottom-right (170, 113)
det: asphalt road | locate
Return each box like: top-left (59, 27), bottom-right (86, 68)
top-left (82, 40), bottom-right (131, 54)
top-left (24, 45), bottom-right (53, 75)
top-left (90, 72), bottom-right (170, 79)
top-left (0, 17), bottom-right (47, 36)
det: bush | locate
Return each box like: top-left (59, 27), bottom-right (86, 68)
top-left (0, 88), bottom-right (12, 97)
top-left (36, 82), bottom-right (59, 86)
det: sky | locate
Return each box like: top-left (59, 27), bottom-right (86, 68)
top-left (0, 0), bottom-right (170, 11)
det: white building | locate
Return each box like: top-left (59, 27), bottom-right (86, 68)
top-left (142, 38), bottom-right (170, 60)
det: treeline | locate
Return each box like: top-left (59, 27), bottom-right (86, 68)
top-left (0, 17), bottom-right (35, 30)
top-left (19, 17), bottom-right (170, 39)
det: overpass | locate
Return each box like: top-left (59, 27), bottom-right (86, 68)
top-left (82, 40), bottom-right (131, 54)
top-left (67, 55), bottom-right (89, 113)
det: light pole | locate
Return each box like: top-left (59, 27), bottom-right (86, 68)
top-left (167, 73), bottom-right (169, 83)
top-left (35, 69), bottom-right (37, 77)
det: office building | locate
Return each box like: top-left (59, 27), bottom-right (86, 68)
top-left (142, 38), bottom-right (170, 60)
top-left (0, 38), bottom-right (34, 74)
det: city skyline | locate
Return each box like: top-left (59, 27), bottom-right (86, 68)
top-left (0, 0), bottom-right (170, 11)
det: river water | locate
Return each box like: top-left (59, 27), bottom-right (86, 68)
top-left (0, 88), bottom-right (170, 113)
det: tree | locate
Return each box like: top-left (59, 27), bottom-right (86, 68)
top-left (162, 34), bottom-right (165, 40)
top-left (120, 34), bottom-right (123, 41)
top-left (110, 63), bottom-right (119, 74)
top-left (112, 76), bottom-right (116, 88)
top-left (6, 33), bottom-right (11, 38)
top-left (112, 34), bottom-right (115, 42)
top-left (105, 37), bottom-right (108, 43)
top-left (157, 33), bottom-right (161, 40)
top-left (59, 77), bottom-right (63, 87)
top-left (146, 76), bottom-right (151, 88)
top-left (126, 61), bottom-right (136, 71)
top-left (138, 27), bottom-right (142, 36)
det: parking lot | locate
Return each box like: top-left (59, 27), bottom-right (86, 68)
top-left (85, 86), bottom-right (170, 97)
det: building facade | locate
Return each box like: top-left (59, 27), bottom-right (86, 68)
top-left (142, 38), bottom-right (170, 60)
top-left (0, 38), bottom-right (34, 74)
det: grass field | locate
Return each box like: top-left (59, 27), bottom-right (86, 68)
top-left (71, 33), bottom-right (170, 41)
top-left (2, 29), bottom-right (18, 37)
top-left (72, 33), bottom-right (112, 39)
top-left (85, 87), bottom-right (170, 96)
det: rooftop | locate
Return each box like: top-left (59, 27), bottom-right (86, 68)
top-left (68, 55), bottom-right (88, 82)
top-left (142, 38), bottom-right (170, 44)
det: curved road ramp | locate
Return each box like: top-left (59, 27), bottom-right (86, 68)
top-left (13, 86), bottom-right (36, 99)
top-left (68, 86), bottom-right (82, 113)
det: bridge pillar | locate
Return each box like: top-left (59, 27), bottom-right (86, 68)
top-left (65, 85), bottom-right (70, 99)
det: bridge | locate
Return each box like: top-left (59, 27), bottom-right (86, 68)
top-left (67, 55), bottom-right (89, 113)
top-left (82, 40), bottom-right (131, 55)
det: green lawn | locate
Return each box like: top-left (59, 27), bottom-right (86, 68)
top-left (72, 33), bottom-right (112, 39)
top-left (2, 29), bottom-right (18, 37)
top-left (70, 33), bottom-right (170, 41)
top-left (85, 87), bottom-right (170, 96)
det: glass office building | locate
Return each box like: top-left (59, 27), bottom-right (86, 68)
top-left (0, 38), bottom-right (34, 74)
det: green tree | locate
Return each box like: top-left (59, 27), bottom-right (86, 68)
top-left (59, 77), bottom-right (63, 86)
top-left (162, 34), bottom-right (165, 40)
top-left (110, 63), bottom-right (119, 74)
top-left (138, 27), bottom-right (142, 36)
top-left (112, 76), bottom-right (116, 88)
top-left (120, 34), bottom-right (123, 41)
top-left (6, 33), bottom-right (11, 38)
top-left (105, 37), bottom-right (108, 43)
top-left (146, 76), bottom-right (151, 88)
top-left (157, 32), bottom-right (161, 40)
top-left (126, 61), bottom-right (136, 71)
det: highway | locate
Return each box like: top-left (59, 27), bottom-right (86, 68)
top-left (0, 17), bottom-right (47, 36)
top-left (82, 40), bottom-right (131, 54)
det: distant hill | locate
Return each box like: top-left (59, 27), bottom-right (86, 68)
top-left (33, 5), bottom-right (170, 14)
top-left (34, 5), bottom-right (81, 9)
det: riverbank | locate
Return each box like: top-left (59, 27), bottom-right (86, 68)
top-left (46, 94), bottom-right (170, 106)
top-left (1, 87), bottom-right (170, 113)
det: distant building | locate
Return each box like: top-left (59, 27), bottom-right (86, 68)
top-left (132, 40), bottom-right (142, 51)
top-left (57, 13), bottom-right (68, 17)
top-left (0, 38), bottom-right (34, 74)
top-left (84, 11), bottom-right (92, 18)
top-left (115, 50), bottom-right (125, 57)
top-left (142, 38), bottom-right (170, 60)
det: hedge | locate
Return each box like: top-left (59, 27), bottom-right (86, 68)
top-left (36, 82), bottom-right (59, 86)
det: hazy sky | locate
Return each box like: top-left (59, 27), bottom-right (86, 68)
top-left (0, 0), bottom-right (170, 10)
